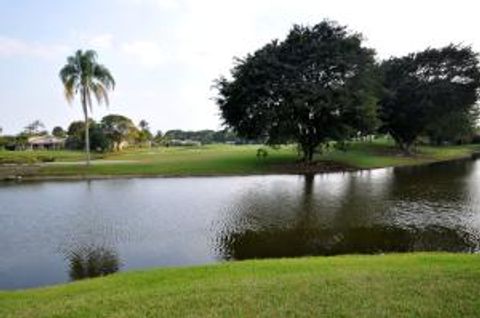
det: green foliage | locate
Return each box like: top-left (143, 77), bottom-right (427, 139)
top-left (216, 20), bottom-right (379, 161)
top-left (101, 114), bottom-right (138, 150)
top-left (136, 120), bottom-right (153, 145)
top-left (426, 106), bottom-right (479, 145)
top-left (65, 120), bottom-right (110, 152)
top-left (0, 136), bottom-right (14, 150)
top-left (51, 126), bottom-right (66, 138)
top-left (163, 129), bottom-right (243, 144)
top-left (379, 45), bottom-right (480, 153)
top-left (89, 124), bottom-right (111, 152)
top-left (65, 121), bottom-right (86, 150)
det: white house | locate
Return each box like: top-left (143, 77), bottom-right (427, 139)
top-left (28, 136), bottom-right (66, 150)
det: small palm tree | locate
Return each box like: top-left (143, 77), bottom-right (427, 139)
top-left (59, 50), bottom-right (115, 165)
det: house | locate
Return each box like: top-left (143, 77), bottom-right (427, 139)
top-left (28, 136), bottom-right (66, 150)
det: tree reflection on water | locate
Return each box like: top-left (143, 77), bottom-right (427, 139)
top-left (215, 171), bottom-right (480, 260)
top-left (64, 244), bottom-right (121, 281)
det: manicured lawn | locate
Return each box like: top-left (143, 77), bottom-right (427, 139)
top-left (1, 253), bottom-right (479, 317)
top-left (322, 140), bottom-right (480, 168)
top-left (1, 140), bottom-right (479, 178)
top-left (0, 150), bottom-right (99, 164)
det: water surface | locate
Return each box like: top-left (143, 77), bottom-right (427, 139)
top-left (1, 159), bottom-right (480, 289)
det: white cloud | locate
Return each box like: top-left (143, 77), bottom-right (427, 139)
top-left (121, 40), bottom-right (164, 67)
top-left (0, 36), bottom-right (69, 59)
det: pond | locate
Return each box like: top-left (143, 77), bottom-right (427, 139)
top-left (1, 159), bottom-right (480, 289)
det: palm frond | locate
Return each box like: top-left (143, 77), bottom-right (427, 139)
top-left (94, 64), bottom-right (116, 89)
top-left (59, 49), bottom-right (114, 109)
top-left (92, 82), bottom-right (110, 106)
top-left (63, 76), bottom-right (78, 103)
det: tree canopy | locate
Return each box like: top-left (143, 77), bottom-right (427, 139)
top-left (379, 45), bottom-right (480, 153)
top-left (101, 114), bottom-right (138, 151)
top-left (52, 126), bottom-right (67, 138)
top-left (216, 20), bottom-right (379, 161)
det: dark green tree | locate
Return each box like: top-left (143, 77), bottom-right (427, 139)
top-left (52, 126), bottom-right (67, 138)
top-left (65, 119), bottom-right (109, 152)
top-left (215, 21), bottom-right (379, 161)
top-left (379, 45), bottom-right (480, 154)
top-left (426, 107), bottom-right (479, 145)
top-left (101, 114), bottom-right (138, 151)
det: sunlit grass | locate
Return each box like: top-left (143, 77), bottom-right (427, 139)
top-left (1, 253), bottom-right (480, 317)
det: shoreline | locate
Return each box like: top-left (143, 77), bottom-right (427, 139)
top-left (0, 152), bottom-right (477, 183)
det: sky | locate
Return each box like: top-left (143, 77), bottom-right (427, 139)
top-left (1, 0), bottom-right (480, 134)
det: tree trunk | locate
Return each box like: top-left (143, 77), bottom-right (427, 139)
top-left (399, 141), bottom-right (413, 156)
top-left (307, 147), bottom-right (314, 162)
top-left (82, 102), bottom-right (91, 166)
top-left (390, 132), bottom-right (414, 156)
top-left (301, 143), bottom-right (317, 163)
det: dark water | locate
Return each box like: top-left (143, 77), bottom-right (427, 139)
top-left (1, 159), bottom-right (480, 289)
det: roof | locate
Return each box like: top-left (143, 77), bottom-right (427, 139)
top-left (28, 136), bottom-right (66, 145)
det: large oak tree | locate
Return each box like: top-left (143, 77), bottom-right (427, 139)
top-left (215, 20), bottom-right (379, 161)
top-left (379, 45), bottom-right (480, 154)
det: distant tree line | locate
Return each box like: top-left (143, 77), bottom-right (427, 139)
top-left (216, 20), bottom-right (480, 160)
top-left (0, 115), bottom-right (150, 152)
top-left (162, 129), bottom-right (250, 144)
top-left (0, 116), bottom-right (249, 151)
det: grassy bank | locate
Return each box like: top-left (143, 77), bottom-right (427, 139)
top-left (1, 253), bottom-right (480, 317)
top-left (1, 140), bottom-right (479, 179)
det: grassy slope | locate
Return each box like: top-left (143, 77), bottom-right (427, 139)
top-left (1, 253), bottom-right (480, 317)
top-left (1, 140), bottom-right (479, 178)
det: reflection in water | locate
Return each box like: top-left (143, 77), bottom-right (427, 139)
top-left (65, 244), bottom-right (121, 280)
top-left (60, 181), bottom-right (123, 280)
top-left (2, 159), bottom-right (480, 289)
top-left (218, 225), bottom-right (478, 260)
top-left (215, 166), bottom-right (480, 259)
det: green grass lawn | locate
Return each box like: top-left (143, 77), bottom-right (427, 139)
top-left (322, 140), bottom-right (480, 168)
top-left (1, 253), bottom-right (479, 317)
top-left (1, 140), bottom-right (479, 179)
top-left (0, 150), bottom-right (102, 164)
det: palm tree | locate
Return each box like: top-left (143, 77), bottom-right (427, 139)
top-left (59, 50), bottom-right (115, 165)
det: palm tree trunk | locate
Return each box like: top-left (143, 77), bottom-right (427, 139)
top-left (82, 101), bottom-right (91, 166)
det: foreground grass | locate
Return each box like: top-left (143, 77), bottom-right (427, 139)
top-left (1, 140), bottom-right (479, 178)
top-left (1, 253), bottom-right (479, 317)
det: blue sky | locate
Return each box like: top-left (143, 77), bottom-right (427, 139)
top-left (1, 0), bottom-right (480, 134)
